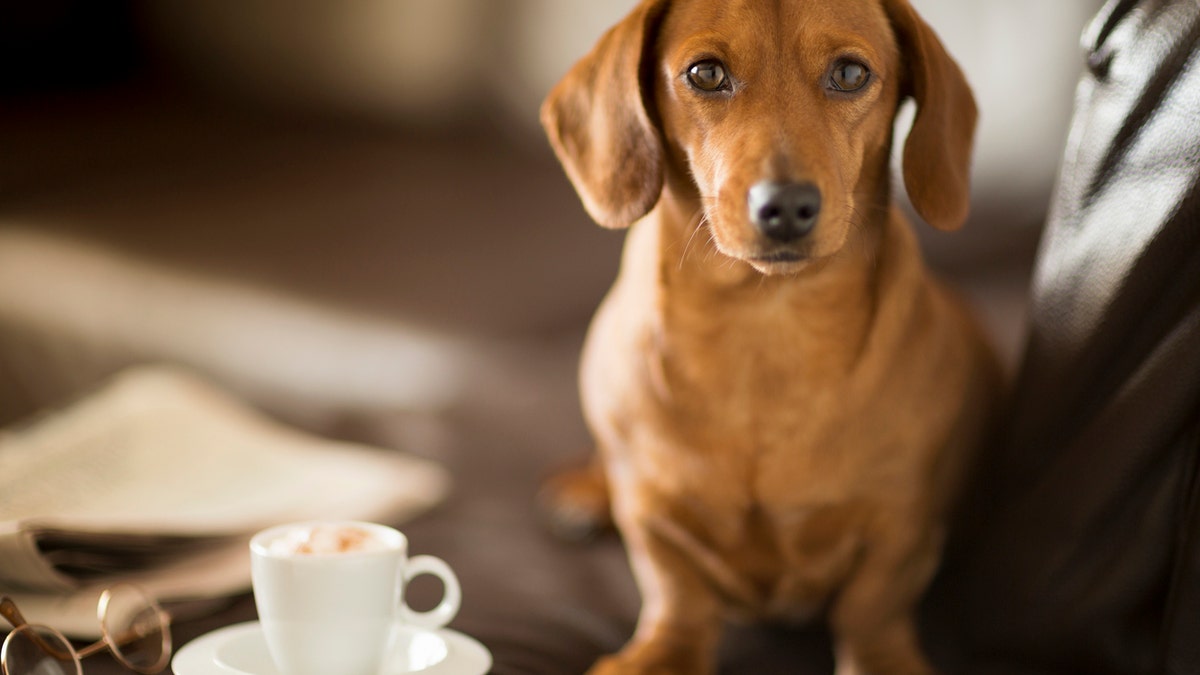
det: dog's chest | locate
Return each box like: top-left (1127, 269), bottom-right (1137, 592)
top-left (624, 288), bottom-right (888, 605)
top-left (705, 500), bottom-right (868, 619)
top-left (649, 281), bottom-right (874, 446)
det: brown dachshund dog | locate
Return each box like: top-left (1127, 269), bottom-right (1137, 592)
top-left (541, 0), bottom-right (1001, 673)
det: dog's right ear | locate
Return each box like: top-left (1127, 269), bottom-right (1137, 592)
top-left (540, 0), bottom-right (668, 229)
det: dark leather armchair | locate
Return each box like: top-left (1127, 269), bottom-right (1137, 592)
top-left (929, 2), bottom-right (1200, 673)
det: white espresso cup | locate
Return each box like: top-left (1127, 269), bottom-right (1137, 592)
top-left (250, 521), bottom-right (461, 675)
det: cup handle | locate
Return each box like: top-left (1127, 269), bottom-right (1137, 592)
top-left (399, 555), bottom-right (461, 630)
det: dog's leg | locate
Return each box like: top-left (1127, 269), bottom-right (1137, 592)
top-left (830, 528), bottom-right (941, 675)
top-left (538, 454), bottom-right (613, 541)
top-left (589, 512), bottom-right (723, 675)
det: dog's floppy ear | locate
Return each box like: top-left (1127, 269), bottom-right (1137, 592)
top-left (886, 0), bottom-right (978, 231)
top-left (540, 0), bottom-right (668, 229)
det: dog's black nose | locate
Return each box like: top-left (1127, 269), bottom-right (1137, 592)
top-left (748, 181), bottom-right (821, 242)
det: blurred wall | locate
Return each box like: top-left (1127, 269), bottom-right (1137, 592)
top-left (2, 0), bottom-right (1102, 204)
top-left (140, 0), bottom-right (1101, 230)
top-left (910, 0), bottom-right (1102, 225)
top-left (0, 1), bottom-right (144, 96)
top-left (141, 0), bottom-right (491, 120)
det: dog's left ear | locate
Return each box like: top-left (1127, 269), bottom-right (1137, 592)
top-left (540, 0), bottom-right (668, 229)
top-left (885, 0), bottom-right (978, 231)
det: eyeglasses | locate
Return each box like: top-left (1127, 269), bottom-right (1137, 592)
top-left (0, 584), bottom-right (171, 674)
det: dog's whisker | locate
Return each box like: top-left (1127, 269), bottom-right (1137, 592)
top-left (846, 199), bottom-right (890, 269)
top-left (680, 203), bottom-right (727, 271)
top-left (663, 208), bottom-right (708, 267)
top-left (700, 227), bottom-right (727, 268)
top-left (679, 209), bottom-right (710, 269)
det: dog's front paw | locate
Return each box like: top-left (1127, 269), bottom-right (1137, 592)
top-left (587, 655), bottom-right (669, 675)
top-left (537, 462), bottom-right (612, 542)
top-left (587, 653), bottom-right (709, 675)
top-left (583, 634), bottom-right (710, 667)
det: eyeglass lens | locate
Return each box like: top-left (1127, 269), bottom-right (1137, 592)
top-left (1, 624), bottom-right (81, 675)
top-left (100, 585), bottom-right (169, 673)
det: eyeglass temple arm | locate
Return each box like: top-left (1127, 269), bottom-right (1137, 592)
top-left (0, 597), bottom-right (28, 629)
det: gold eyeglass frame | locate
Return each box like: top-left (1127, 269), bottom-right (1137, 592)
top-left (0, 583), bottom-right (171, 675)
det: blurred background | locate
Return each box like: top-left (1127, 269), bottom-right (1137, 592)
top-left (0, 0), bottom-right (1101, 428)
top-left (0, 0), bottom-right (1106, 670)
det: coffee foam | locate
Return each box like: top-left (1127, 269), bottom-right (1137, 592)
top-left (266, 524), bottom-right (392, 555)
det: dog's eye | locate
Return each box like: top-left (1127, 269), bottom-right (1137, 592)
top-left (686, 60), bottom-right (730, 92)
top-left (828, 59), bottom-right (870, 92)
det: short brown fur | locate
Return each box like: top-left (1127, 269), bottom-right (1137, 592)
top-left (541, 1), bottom-right (1000, 673)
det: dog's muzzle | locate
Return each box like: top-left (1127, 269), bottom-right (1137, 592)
top-left (748, 181), bottom-right (822, 242)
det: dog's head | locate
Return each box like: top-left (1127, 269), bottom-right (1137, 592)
top-left (541, 0), bottom-right (977, 275)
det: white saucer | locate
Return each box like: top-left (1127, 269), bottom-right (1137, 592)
top-left (173, 621), bottom-right (492, 675)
